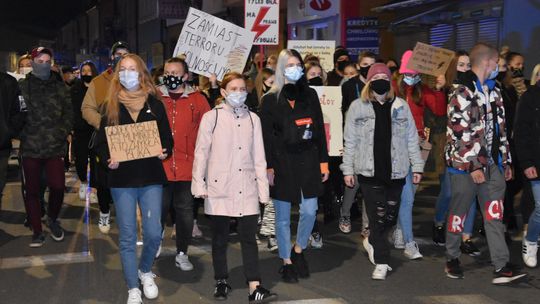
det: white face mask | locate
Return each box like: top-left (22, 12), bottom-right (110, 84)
top-left (119, 70), bottom-right (140, 91)
top-left (19, 67), bottom-right (33, 75)
top-left (225, 91), bottom-right (248, 108)
top-left (284, 66), bottom-right (303, 82)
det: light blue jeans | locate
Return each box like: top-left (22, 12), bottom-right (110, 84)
top-left (526, 180), bottom-right (540, 243)
top-left (111, 185), bottom-right (163, 289)
top-left (274, 195), bottom-right (318, 259)
top-left (397, 171), bottom-right (416, 243)
top-left (434, 168), bottom-right (476, 235)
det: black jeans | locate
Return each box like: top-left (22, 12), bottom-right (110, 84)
top-left (94, 155), bottom-right (113, 214)
top-left (359, 180), bottom-right (403, 264)
top-left (211, 215), bottom-right (260, 282)
top-left (72, 130), bottom-right (94, 183)
top-left (162, 181), bottom-right (194, 253)
top-left (0, 150), bottom-right (9, 208)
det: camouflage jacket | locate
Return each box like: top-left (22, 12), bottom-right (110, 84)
top-left (445, 73), bottom-right (511, 172)
top-left (18, 73), bottom-right (73, 158)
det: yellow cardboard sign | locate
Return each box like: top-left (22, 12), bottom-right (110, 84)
top-left (105, 121), bottom-right (162, 162)
top-left (407, 42), bottom-right (455, 77)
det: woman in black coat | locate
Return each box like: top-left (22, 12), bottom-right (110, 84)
top-left (260, 49), bottom-right (329, 283)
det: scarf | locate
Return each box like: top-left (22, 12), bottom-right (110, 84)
top-left (118, 88), bottom-right (148, 122)
top-left (511, 77), bottom-right (527, 98)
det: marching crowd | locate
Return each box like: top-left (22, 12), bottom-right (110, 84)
top-left (1, 39), bottom-right (540, 304)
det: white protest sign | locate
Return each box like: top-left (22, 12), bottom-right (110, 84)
top-left (311, 86), bottom-right (343, 156)
top-left (173, 7), bottom-right (256, 81)
top-left (245, 0), bottom-right (280, 45)
top-left (287, 40), bottom-right (335, 72)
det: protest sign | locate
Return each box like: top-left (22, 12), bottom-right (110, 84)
top-left (245, 0), bottom-right (280, 45)
top-left (407, 42), bottom-right (455, 77)
top-left (287, 40), bottom-right (335, 72)
top-left (105, 121), bottom-right (162, 162)
top-left (173, 7), bottom-right (256, 81)
top-left (311, 86), bottom-right (343, 156)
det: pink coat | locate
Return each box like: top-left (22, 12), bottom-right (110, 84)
top-left (191, 103), bottom-right (269, 217)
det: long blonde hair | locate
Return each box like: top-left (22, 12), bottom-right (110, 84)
top-left (105, 54), bottom-right (158, 125)
top-left (531, 64), bottom-right (540, 86)
top-left (360, 79), bottom-right (395, 102)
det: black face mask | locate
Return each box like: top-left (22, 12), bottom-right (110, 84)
top-left (337, 60), bottom-right (350, 72)
top-left (308, 76), bottom-right (323, 86)
top-left (81, 75), bottom-right (93, 84)
top-left (511, 68), bottom-right (524, 78)
top-left (263, 83), bottom-right (271, 93)
top-left (389, 66), bottom-right (398, 74)
top-left (455, 71), bottom-right (467, 84)
top-left (496, 71), bottom-right (507, 82)
top-left (370, 79), bottom-right (390, 95)
top-left (359, 66), bottom-right (371, 79)
top-left (163, 75), bottom-right (183, 91)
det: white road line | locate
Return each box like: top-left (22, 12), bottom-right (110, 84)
top-left (0, 251), bottom-right (94, 269)
top-left (275, 299), bottom-right (348, 304)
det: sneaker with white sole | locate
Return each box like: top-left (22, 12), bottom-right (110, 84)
top-left (363, 237), bottom-right (375, 265)
top-left (404, 241), bottom-right (423, 260)
top-left (192, 220), bottom-right (203, 238)
top-left (79, 183), bottom-right (87, 200)
top-left (175, 252), bottom-right (194, 271)
top-left (127, 288), bottom-right (142, 304)
top-left (522, 239), bottom-right (538, 268)
top-left (138, 270), bottom-right (158, 299)
top-left (393, 227), bottom-right (404, 249)
top-left (372, 264), bottom-right (392, 280)
top-left (89, 192), bottom-right (98, 204)
top-left (267, 236), bottom-right (278, 252)
top-left (310, 232), bottom-right (323, 249)
top-left (98, 212), bottom-right (111, 234)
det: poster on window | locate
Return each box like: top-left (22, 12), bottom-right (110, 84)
top-left (311, 86), bottom-right (342, 156)
top-left (287, 40), bottom-right (335, 72)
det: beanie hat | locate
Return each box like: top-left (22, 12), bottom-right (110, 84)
top-left (399, 50), bottom-right (418, 74)
top-left (111, 41), bottom-right (129, 56)
top-left (366, 63), bottom-right (392, 82)
top-left (333, 48), bottom-right (350, 63)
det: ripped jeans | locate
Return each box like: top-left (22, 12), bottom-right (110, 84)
top-left (111, 185), bottom-right (163, 289)
top-left (359, 180), bottom-right (403, 264)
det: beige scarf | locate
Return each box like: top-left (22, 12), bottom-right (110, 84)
top-left (118, 89), bottom-right (148, 122)
top-left (512, 77), bottom-right (527, 98)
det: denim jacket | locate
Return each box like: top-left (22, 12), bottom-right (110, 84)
top-left (340, 96), bottom-right (424, 179)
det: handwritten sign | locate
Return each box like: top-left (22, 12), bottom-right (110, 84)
top-left (287, 40), bottom-right (335, 72)
top-left (407, 42), bottom-right (455, 77)
top-left (245, 0), bottom-right (280, 45)
top-left (105, 121), bottom-right (162, 162)
top-left (173, 7), bottom-right (256, 81)
top-left (311, 86), bottom-right (343, 156)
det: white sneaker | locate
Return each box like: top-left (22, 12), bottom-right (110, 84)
top-left (90, 192), bottom-right (98, 204)
top-left (363, 237), bottom-right (375, 265)
top-left (98, 212), bottom-right (111, 234)
top-left (404, 241), bottom-right (423, 260)
top-left (192, 220), bottom-right (203, 238)
top-left (175, 252), bottom-right (194, 271)
top-left (393, 227), bottom-right (405, 249)
top-left (372, 264), bottom-right (392, 280)
top-left (138, 270), bottom-right (158, 299)
top-left (127, 288), bottom-right (142, 304)
top-left (79, 183), bottom-right (87, 200)
top-left (522, 239), bottom-right (538, 268)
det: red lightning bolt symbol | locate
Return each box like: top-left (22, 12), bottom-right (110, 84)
top-left (251, 6), bottom-right (271, 40)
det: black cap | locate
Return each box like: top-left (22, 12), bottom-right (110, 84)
top-left (61, 66), bottom-right (76, 74)
top-left (111, 41), bottom-right (129, 56)
top-left (333, 48), bottom-right (350, 63)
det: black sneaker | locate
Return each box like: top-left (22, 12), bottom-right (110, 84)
top-left (279, 264), bottom-right (298, 283)
top-left (290, 248), bottom-right (310, 278)
top-left (47, 219), bottom-right (65, 242)
top-left (445, 258), bottom-right (464, 279)
top-left (432, 224), bottom-right (445, 246)
top-left (248, 285), bottom-right (278, 304)
top-left (460, 239), bottom-right (481, 256)
top-left (29, 233), bottom-right (45, 248)
top-left (213, 279), bottom-right (231, 301)
top-left (492, 263), bottom-right (527, 285)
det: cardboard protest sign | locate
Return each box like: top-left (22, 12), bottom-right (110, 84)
top-left (406, 42), bottom-right (455, 77)
top-left (173, 7), bottom-right (256, 81)
top-left (311, 86), bottom-right (343, 156)
top-left (287, 40), bottom-right (335, 72)
top-left (105, 121), bottom-right (162, 162)
top-left (245, 0), bottom-right (280, 45)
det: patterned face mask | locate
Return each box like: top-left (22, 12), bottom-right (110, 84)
top-left (163, 75), bottom-right (183, 91)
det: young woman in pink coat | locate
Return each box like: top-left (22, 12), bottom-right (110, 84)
top-left (191, 72), bottom-right (277, 303)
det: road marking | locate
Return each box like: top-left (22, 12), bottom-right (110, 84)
top-left (0, 251), bottom-right (94, 269)
top-left (416, 294), bottom-right (500, 304)
top-left (275, 299), bottom-right (348, 304)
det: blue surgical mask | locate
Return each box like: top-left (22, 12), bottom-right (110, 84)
top-left (403, 75), bottom-right (420, 86)
top-left (119, 70), bottom-right (140, 91)
top-left (488, 64), bottom-right (499, 80)
top-left (226, 91), bottom-right (248, 108)
top-left (284, 66), bottom-right (303, 82)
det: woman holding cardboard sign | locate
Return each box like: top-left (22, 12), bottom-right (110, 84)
top-left (94, 54), bottom-right (173, 304)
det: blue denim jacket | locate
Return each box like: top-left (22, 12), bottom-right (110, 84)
top-left (340, 96), bottom-right (424, 179)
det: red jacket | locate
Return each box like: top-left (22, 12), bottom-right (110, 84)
top-left (393, 81), bottom-right (447, 138)
top-left (159, 85), bottom-right (211, 181)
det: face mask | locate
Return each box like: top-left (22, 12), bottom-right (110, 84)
top-left (265, 66), bottom-right (274, 71)
top-left (119, 70), bottom-right (140, 91)
top-left (20, 67), bottom-right (32, 75)
top-left (455, 71), bottom-right (467, 84)
top-left (225, 91), bottom-right (247, 108)
top-left (31, 61), bottom-right (52, 80)
top-left (81, 75), bottom-right (93, 83)
top-left (284, 66), bottom-right (303, 82)
top-left (308, 76), bottom-right (323, 86)
top-left (112, 56), bottom-right (122, 70)
top-left (359, 66), bottom-right (370, 79)
top-left (163, 75), bottom-right (183, 91)
top-left (511, 68), bottom-right (524, 78)
top-left (403, 75), bottom-right (420, 86)
top-left (158, 76), bottom-right (164, 85)
top-left (389, 66), bottom-right (398, 74)
top-left (370, 79), bottom-right (390, 95)
top-left (263, 83), bottom-right (271, 93)
top-left (488, 64), bottom-right (499, 80)
top-left (337, 60), bottom-right (349, 72)
top-left (496, 71), bottom-right (507, 82)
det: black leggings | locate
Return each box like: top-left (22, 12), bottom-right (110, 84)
top-left (162, 181), bottom-right (194, 253)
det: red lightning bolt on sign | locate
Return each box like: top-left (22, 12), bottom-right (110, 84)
top-left (251, 6), bottom-right (271, 40)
